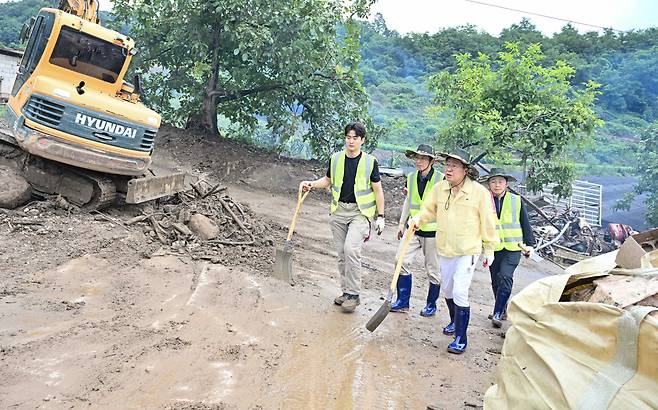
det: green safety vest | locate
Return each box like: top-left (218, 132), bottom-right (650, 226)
top-left (408, 169), bottom-right (442, 232)
top-left (494, 192), bottom-right (523, 252)
top-left (329, 151), bottom-right (377, 218)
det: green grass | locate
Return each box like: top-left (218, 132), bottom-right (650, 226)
top-left (573, 162), bottom-right (635, 176)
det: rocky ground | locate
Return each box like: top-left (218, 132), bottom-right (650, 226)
top-left (0, 125), bottom-right (563, 409)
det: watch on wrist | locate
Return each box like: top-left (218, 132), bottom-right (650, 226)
top-left (378, 213), bottom-right (385, 218)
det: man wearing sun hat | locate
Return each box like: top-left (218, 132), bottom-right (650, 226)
top-left (408, 148), bottom-right (499, 354)
top-left (390, 144), bottom-right (443, 317)
top-left (481, 168), bottom-right (535, 328)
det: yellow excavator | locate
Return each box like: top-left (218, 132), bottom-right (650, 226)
top-left (1, 0), bottom-right (186, 209)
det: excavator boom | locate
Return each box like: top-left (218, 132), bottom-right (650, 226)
top-left (58, 0), bottom-right (100, 23)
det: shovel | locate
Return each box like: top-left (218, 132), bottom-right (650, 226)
top-left (366, 227), bottom-right (415, 332)
top-left (273, 186), bottom-right (310, 282)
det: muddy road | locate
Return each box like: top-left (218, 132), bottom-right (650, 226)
top-left (0, 128), bottom-right (563, 409)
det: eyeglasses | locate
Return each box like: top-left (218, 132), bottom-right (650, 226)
top-left (445, 162), bottom-right (464, 170)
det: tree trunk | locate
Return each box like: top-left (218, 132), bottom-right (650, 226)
top-left (201, 27), bottom-right (221, 137)
top-left (201, 92), bottom-right (218, 136)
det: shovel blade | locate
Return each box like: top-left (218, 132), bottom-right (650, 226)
top-left (274, 247), bottom-right (294, 283)
top-left (366, 299), bottom-right (392, 332)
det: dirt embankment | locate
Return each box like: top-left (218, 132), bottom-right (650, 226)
top-left (0, 125), bottom-right (563, 409)
top-left (155, 125), bottom-right (408, 220)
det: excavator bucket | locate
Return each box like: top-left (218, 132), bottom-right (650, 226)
top-left (125, 170), bottom-right (187, 204)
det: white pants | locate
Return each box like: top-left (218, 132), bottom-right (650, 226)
top-left (439, 254), bottom-right (479, 307)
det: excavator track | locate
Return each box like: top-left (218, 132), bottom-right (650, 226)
top-left (77, 172), bottom-right (117, 210)
top-left (2, 122), bottom-right (116, 210)
top-left (22, 156), bottom-right (118, 211)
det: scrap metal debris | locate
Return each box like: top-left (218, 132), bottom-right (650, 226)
top-left (526, 199), bottom-right (622, 267)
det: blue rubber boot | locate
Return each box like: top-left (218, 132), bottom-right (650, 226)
top-left (447, 305), bottom-right (470, 354)
top-left (420, 283), bottom-right (440, 317)
top-left (442, 298), bottom-right (456, 335)
top-left (390, 274), bottom-right (412, 312)
top-left (492, 287), bottom-right (512, 328)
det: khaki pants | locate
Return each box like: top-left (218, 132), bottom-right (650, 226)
top-left (330, 202), bottom-right (370, 295)
top-left (395, 235), bottom-right (441, 285)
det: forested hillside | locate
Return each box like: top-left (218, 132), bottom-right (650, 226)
top-left (360, 16), bottom-right (658, 174)
top-left (0, 0), bottom-right (56, 48)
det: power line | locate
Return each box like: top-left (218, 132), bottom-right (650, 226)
top-left (464, 0), bottom-right (625, 32)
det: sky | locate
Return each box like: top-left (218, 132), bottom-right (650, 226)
top-left (4, 0), bottom-right (656, 36)
top-left (369, 0), bottom-right (658, 36)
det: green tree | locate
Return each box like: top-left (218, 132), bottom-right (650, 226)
top-left (615, 122), bottom-right (658, 226)
top-left (499, 18), bottom-right (545, 47)
top-left (111, 0), bottom-right (380, 157)
top-left (428, 43), bottom-right (603, 197)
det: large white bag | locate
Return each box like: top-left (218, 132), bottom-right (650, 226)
top-left (484, 251), bottom-right (658, 409)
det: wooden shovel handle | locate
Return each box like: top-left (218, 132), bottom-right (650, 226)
top-left (389, 228), bottom-right (415, 293)
top-left (286, 186), bottom-right (310, 241)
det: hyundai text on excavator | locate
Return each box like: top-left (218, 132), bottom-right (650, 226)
top-left (0, 0), bottom-right (187, 209)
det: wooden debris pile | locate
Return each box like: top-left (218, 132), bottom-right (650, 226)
top-left (127, 180), bottom-right (277, 264)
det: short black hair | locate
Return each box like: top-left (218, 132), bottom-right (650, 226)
top-left (344, 122), bottom-right (366, 138)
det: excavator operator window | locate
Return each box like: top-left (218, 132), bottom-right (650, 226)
top-left (12, 11), bottom-right (55, 96)
top-left (49, 26), bottom-right (126, 83)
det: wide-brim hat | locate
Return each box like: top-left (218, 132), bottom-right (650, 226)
top-left (405, 144), bottom-right (436, 159)
top-left (438, 148), bottom-right (483, 179)
top-left (480, 167), bottom-right (517, 183)
top-left (438, 148), bottom-right (474, 167)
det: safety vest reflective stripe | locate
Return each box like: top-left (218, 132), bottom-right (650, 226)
top-left (358, 201), bottom-right (376, 210)
top-left (408, 169), bottom-right (442, 232)
top-left (500, 236), bottom-right (524, 242)
top-left (494, 192), bottom-right (523, 252)
top-left (329, 151), bottom-right (377, 218)
top-left (331, 151), bottom-right (342, 196)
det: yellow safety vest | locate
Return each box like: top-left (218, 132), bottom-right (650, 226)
top-left (494, 192), bottom-right (523, 251)
top-left (408, 169), bottom-right (442, 232)
top-left (329, 151), bottom-right (377, 218)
